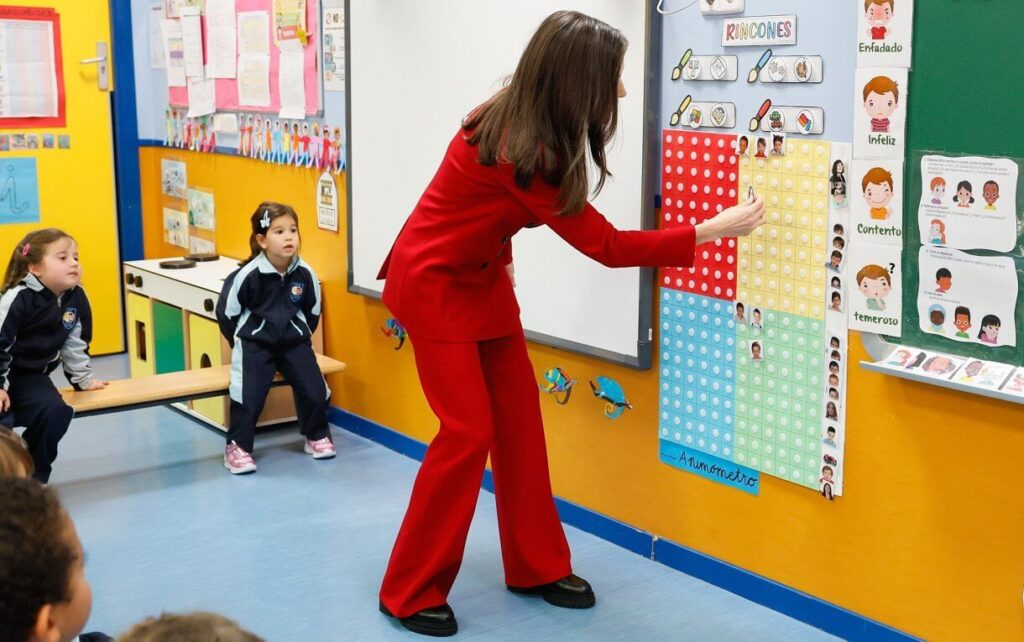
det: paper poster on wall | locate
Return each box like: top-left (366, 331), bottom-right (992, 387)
top-left (179, 7), bottom-right (204, 79)
top-left (163, 207), bottom-right (189, 248)
top-left (0, 158), bottom-right (41, 224)
top-left (917, 155), bottom-right (1019, 252)
top-left (238, 56), bottom-right (271, 107)
top-left (188, 235), bottom-right (216, 255)
top-left (149, 5), bottom-right (166, 69)
top-left (161, 19), bottom-right (186, 87)
top-left (917, 246), bottom-right (1017, 348)
top-left (850, 159), bottom-right (903, 244)
top-left (164, 0), bottom-right (203, 18)
top-left (238, 11), bottom-right (270, 56)
top-left (273, 0), bottom-right (306, 44)
top-left (852, 67), bottom-right (907, 160)
top-left (277, 42), bottom-right (306, 118)
top-left (847, 242), bottom-right (902, 335)
top-left (160, 159), bottom-right (187, 198)
top-left (187, 188), bottom-right (215, 230)
top-left (205, 0), bottom-right (236, 78)
top-left (185, 77), bottom-right (215, 118)
top-left (0, 15), bottom-right (59, 118)
top-left (317, 171), bottom-right (338, 231)
top-left (323, 7), bottom-right (346, 91)
top-left (857, 0), bottom-right (914, 68)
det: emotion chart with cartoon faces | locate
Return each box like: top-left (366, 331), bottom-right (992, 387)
top-left (916, 246), bottom-right (1018, 348)
top-left (917, 155), bottom-right (1019, 253)
top-left (658, 132), bottom-right (844, 492)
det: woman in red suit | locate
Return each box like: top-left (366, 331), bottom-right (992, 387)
top-left (377, 11), bottom-right (765, 637)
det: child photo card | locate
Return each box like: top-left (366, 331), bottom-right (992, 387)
top-left (851, 158), bottom-right (904, 244)
top-left (852, 67), bottom-right (908, 160)
top-left (917, 246), bottom-right (1018, 348)
top-left (848, 242), bottom-right (902, 335)
top-left (918, 155), bottom-right (1019, 252)
top-left (829, 143), bottom-right (852, 212)
top-left (857, 0), bottom-right (914, 68)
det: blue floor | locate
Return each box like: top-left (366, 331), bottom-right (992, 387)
top-left (48, 356), bottom-right (840, 641)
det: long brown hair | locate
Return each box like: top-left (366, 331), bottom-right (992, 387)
top-left (2, 228), bottom-right (75, 293)
top-left (242, 201), bottom-right (300, 265)
top-left (464, 11), bottom-right (627, 216)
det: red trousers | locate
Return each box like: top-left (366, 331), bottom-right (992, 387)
top-left (379, 330), bottom-right (572, 618)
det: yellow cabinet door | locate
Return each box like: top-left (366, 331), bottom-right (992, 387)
top-left (187, 313), bottom-right (226, 425)
top-left (126, 292), bottom-right (154, 378)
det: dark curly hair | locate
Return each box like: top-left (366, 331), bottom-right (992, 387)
top-left (0, 479), bottom-right (76, 641)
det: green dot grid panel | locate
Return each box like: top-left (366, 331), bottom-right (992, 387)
top-left (734, 310), bottom-right (824, 488)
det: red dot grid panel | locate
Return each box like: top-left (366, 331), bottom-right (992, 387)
top-left (659, 130), bottom-right (740, 301)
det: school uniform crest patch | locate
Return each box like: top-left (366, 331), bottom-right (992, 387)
top-left (289, 282), bottom-right (304, 303)
top-left (62, 308), bottom-right (77, 329)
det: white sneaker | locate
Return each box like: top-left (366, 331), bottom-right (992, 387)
top-left (224, 441), bottom-right (257, 474)
top-left (304, 437), bottom-right (336, 460)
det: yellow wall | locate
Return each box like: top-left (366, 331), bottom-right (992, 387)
top-left (138, 146), bottom-right (1024, 641)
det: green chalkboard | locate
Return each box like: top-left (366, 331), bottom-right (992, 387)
top-left (891, 0), bottom-right (1024, 366)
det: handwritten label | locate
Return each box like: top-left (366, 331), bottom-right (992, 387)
top-left (660, 441), bottom-right (760, 495)
top-left (722, 15), bottom-right (796, 47)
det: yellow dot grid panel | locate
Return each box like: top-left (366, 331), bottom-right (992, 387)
top-left (736, 140), bottom-right (831, 320)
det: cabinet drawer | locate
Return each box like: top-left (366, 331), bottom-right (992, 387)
top-left (122, 267), bottom-right (220, 320)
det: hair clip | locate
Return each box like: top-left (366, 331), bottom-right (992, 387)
top-left (260, 209), bottom-right (271, 229)
top-left (20, 243), bottom-right (30, 257)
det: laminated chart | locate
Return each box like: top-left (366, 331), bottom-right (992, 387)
top-left (658, 131), bottom-right (835, 491)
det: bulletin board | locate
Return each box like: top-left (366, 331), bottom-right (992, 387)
top-left (165, 0), bottom-right (321, 115)
top-left (889, 0), bottom-right (1024, 367)
top-left (0, 5), bottom-right (66, 128)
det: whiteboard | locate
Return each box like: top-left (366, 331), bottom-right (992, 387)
top-left (346, 1), bottom-right (659, 368)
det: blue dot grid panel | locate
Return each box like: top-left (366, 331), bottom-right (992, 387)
top-left (733, 309), bottom-right (825, 488)
top-left (658, 290), bottom-right (737, 460)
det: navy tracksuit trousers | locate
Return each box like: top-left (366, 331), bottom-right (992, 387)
top-left (227, 339), bottom-right (329, 453)
top-left (2, 371), bottom-right (74, 483)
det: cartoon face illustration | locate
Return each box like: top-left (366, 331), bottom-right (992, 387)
top-left (888, 348), bottom-right (911, 365)
top-left (983, 181), bottom-right (999, 207)
top-left (930, 177), bottom-right (946, 201)
top-left (866, 0), bottom-right (894, 28)
top-left (963, 361), bottom-right (984, 378)
top-left (862, 168), bottom-right (894, 214)
top-left (856, 265), bottom-right (892, 306)
top-left (954, 307), bottom-right (971, 335)
top-left (929, 220), bottom-right (944, 241)
top-left (955, 181), bottom-right (974, 207)
top-left (935, 268), bottom-right (951, 292)
top-left (979, 315), bottom-right (1001, 343)
top-left (928, 305), bottom-right (945, 328)
top-left (923, 356), bottom-right (954, 374)
top-left (863, 77), bottom-right (899, 122)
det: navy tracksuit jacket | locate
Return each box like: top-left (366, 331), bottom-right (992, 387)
top-left (216, 253), bottom-right (329, 452)
top-left (0, 274), bottom-right (95, 482)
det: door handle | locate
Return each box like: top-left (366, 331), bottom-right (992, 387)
top-left (79, 42), bottom-right (109, 91)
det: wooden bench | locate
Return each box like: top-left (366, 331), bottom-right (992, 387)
top-left (60, 353), bottom-right (346, 418)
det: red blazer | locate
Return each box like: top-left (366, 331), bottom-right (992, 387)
top-left (378, 130), bottom-right (696, 342)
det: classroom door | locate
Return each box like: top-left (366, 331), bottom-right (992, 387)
top-left (0, 0), bottom-right (123, 354)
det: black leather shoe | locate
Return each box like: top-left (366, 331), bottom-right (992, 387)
top-left (380, 601), bottom-right (458, 637)
top-left (507, 573), bottom-right (596, 609)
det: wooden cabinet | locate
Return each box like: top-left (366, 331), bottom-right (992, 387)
top-left (123, 257), bottom-right (324, 431)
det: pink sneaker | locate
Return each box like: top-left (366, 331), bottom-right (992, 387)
top-left (224, 441), bottom-right (257, 474)
top-left (304, 437), bottom-right (336, 459)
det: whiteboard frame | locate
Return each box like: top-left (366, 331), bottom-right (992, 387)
top-left (344, 1), bottom-right (662, 369)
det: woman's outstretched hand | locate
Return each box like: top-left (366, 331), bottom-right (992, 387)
top-left (695, 195), bottom-right (766, 245)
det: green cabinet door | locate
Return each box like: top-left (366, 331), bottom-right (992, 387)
top-left (152, 301), bottom-right (186, 374)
